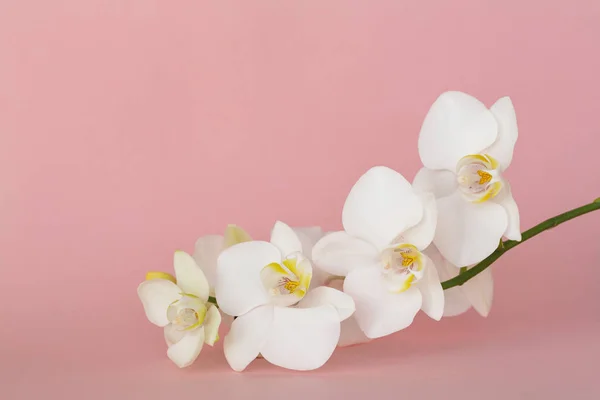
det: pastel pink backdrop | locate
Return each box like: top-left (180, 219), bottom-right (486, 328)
top-left (1, 1), bottom-right (599, 399)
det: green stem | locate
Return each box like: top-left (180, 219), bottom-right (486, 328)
top-left (441, 198), bottom-right (600, 290)
top-left (208, 296), bottom-right (218, 306)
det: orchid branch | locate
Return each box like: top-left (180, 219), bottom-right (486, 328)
top-left (441, 198), bottom-right (600, 290)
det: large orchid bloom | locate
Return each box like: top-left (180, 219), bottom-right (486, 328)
top-left (216, 221), bottom-right (355, 371)
top-left (312, 166), bottom-right (444, 339)
top-left (138, 251), bottom-right (221, 368)
top-left (414, 91), bottom-right (521, 267)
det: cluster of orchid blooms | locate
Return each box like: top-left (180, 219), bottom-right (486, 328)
top-left (138, 91), bottom-right (522, 371)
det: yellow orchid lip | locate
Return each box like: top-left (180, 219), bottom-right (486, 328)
top-left (456, 153), bottom-right (503, 203)
top-left (260, 256), bottom-right (312, 302)
top-left (167, 295), bottom-right (207, 331)
top-left (381, 243), bottom-right (424, 293)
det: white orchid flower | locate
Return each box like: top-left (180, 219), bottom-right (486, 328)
top-left (425, 245), bottom-right (493, 317)
top-left (414, 91), bottom-right (521, 267)
top-left (312, 166), bottom-right (444, 339)
top-left (293, 227), bottom-right (370, 347)
top-left (138, 251), bottom-right (221, 368)
top-left (216, 221), bottom-right (355, 372)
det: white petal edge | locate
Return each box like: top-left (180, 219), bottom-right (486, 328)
top-left (442, 286), bottom-right (472, 317)
top-left (223, 225), bottom-right (252, 248)
top-left (326, 278), bottom-right (371, 347)
top-left (270, 221), bottom-right (303, 256)
top-left (343, 166), bottom-right (424, 250)
top-left (412, 167), bottom-right (458, 199)
top-left (400, 192), bottom-right (437, 250)
top-left (224, 305), bottom-right (274, 372)
top-left (311, 264), bottom-right (334, 289)
top-left (343, 266), bottom-right (422, 338)
top-left (312, 231), bottom-right (380, 276)
top-left (416, 254), bottom-right (444, 320)
top-left (216, 241), bottom-right (281, 316)
top-left (298, 286), bottom-right (355, 322)
top-left (492, 182), bottom-right (521, 241)
top-left (203, 304), bottom-right (221, 346)
top-left (138, 279), bottom-right (181, 327)
top-left (485, 96), bottom-right (518, 170)
top-left (164, 323), bottom-right (186, 347)
top-left (338, 315), bottom-right (371, 347)
top-left (167, 327), bottom-right (205, 368)
top-left (173, 251), bottom-right (210, 302)
top-left (424, 245), bottom-right (472, 317)
top-left (192, 235), bottom-right (224, 292)
top-left (434, 192), bottom-right (508, 267)
top-left (418, 91), bottom-right (498, 171)
top-left (293, 226), bottom-right (324, 255)
top-left (260, 305), bottom-right (340, 371)
top-left (461, 267), bottom-right (494, 317)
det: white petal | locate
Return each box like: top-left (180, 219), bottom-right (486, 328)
top-left (418, 91), bottom-right (498, 171)
top-left (293, 226), bottom-right (324, 254)
top-left (492, 182), bottom-right (521, 241)
top-left (270, 221), bottom-right (303, 256)
top-left (260, 305), bottom-right (340, 371)
top-left (412, 167), bottom-right (457, 199)
top-left (400, 192), bottom-right (437, 250)
top-left (173, 251), bottom-right (209, 302)
top-left (137, 279), bottom-right (181, 327)
top-left (216, 241), bottom-right (280, 316)
top-left (164, 323), bottom-right (186, 347)
top-left (485, 97), bottom-right (518, 170)
top-left (415, 254), bottom-right (444, 320)
top-left (461, 267), bottom-right (494, 317)
top-left (342, 166), bottom-right (423, 250)
top-left (298, 286), bottom-right (355, 322)
top-left (223, 225), bottom-right (252, 248)
top-left (424, 245), bottom-right (472, 317)
top-left (311, 264), bottom-right (334, 288)
top-left (192, 235), bottom-right (224, 291)
top-left (326, 278), bottom-right (371, 347)
top-left (167, 327), bottom-right (205, 368)
top-left (343, 266), bottom-right (422, 338)
top-left (434, 192), bottom-right (508, 266)
top-left (443, 286), bottom-right (472, 317)
top-left (338, 315), bottom-right (371, 347)
top-left (203, 305), bottom-right (221, 346)
top-left (224, 305), bottom-right (274, 372)
top-left (312, 231), bottom-right (380, 276)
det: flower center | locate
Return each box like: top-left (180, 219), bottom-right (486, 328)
top-left (381, 244), bottom-right (424, 293)
top-left (260, 255), bottom-right (312, 307)
top-left (456, 154), bottom-right (503, 203)
top-left (167, 293), bottom-right (207, 331)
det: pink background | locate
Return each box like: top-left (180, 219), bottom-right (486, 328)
top-left (1, 1), bottom-right (599, 398)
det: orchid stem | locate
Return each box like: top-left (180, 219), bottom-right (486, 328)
top-left (441, 198), bottom-right (600, 290)
top-left (208, 296), bottom-right (218, 307)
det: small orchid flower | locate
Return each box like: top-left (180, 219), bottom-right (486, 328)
top-left (414, 91), bottom-right (521, 267)
top-left (312, 166), bottom-right (444, 339)
top-left (138, 251), bottom-right (221, 368)
top-left (426, 245), bottom-right (494, 317)
top-left (216, 221), bottom-right (355, 372)
top-left (293, 227), bottom-right (370, 347)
